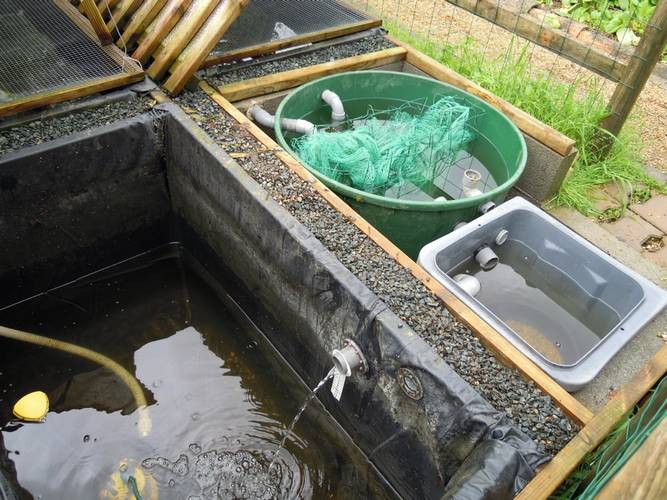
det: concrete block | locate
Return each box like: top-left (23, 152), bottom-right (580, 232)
top-left (516, 134), bottom-right (577, 202)
top-left (630, 194), bottom-right (667, 233)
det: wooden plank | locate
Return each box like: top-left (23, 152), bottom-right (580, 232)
top-left (217, 47), bottom-right (408, 102)
top-left (163, 0), bottom-right (249, 96)
top-left (56, 0), bottom-right (143, 72)
top-left (80, 0), bottom-right (114, 45)
top-left (132, 0), bottom-right (192, 64)
top-left (148, 0), bottom-right (220, 80)
top-left (106, 0), bottom-right (143, 32)
top-left (117, 0), bottom-right (167, 48)
top-left (96, 0), bottom-right (122, 21)
top-left (390, 37), bottom-right (576, 157)
top-left (197, 80), bottom-right (594, 427)
top-left (0, 72), bottom-right (144, 118)
top-left (444, 0), bottom-right (627, 81)
top-left (201, 19), bottom-right (383, 67)
top-left (597, 416), bottom-right (667, 500)
top-left (517, 345), bottom-right (667, 499)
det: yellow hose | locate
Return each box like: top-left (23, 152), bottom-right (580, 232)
top-left (0, 325), bottom-right (151, 436)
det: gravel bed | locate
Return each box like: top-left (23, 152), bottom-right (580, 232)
top-left (0, 96), bottom-right (154, 157)
top-left (175, 88), bottom-right (578, 456)
top-left (205, 35), bottom-right (396, 86)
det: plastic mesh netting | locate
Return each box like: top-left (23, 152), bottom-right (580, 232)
top-left (212, 0), bottom-right (369, 56)
top-left (293, 96), bottom-right (490, 200)
top-left (0, 0), bottom-right (122, 101)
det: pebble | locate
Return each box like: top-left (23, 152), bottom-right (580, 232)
top-left (205, 35), bottom-right (396, 86)
top-left (175, 78), bottom-right (578, 457)
top-left (0, 96), bottom-right (154, 157)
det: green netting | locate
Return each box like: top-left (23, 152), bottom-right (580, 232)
top-left (292, 96), bottom-right (478, 196)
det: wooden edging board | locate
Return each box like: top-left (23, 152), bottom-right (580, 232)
top-left (0, 0), bottom-right (144, 118)
top-left (217, 40), bottom-right (576, 158)
top-left (196, 80), bottom-right (593, 427)
top-left (386, 36), bottom-right (577, 157)
top-left (201, 18), bottom-right (383, 67)
top-left (217, 47), bottom-right (407, 102)
top-left (517, 345), bottom-right (667, 499)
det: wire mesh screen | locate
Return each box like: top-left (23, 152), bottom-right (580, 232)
top-left (211, 0), bottom-right (370, 56)
top-left (0, 0), bottom-right (123, 100)
top-left (291, 96), bottom-right (499, 201)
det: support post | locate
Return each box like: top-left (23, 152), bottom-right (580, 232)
top-left (80, 0), bottom-right (114, 45)
top-left (600, 0), bottom-right (667, 138)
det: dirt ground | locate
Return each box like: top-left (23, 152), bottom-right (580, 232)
top-left (347, 0), bottom-right (667, 172)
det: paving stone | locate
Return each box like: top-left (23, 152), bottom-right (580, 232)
top-left (630, 194), bottom-right (667, 234)
top-left (602, 211), bottom-right (663, 252)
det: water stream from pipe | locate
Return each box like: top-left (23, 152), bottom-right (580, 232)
top-left (269, 368), bottom-right (336, 472)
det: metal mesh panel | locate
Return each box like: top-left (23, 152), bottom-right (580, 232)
top-left (212, 0), bottom-right (369, 56)
top-left (0, 0), bottom-right (123, 99)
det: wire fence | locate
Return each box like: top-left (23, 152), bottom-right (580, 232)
top-left (344, 0), bottom-right (666, 139)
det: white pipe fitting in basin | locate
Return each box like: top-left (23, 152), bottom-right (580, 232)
top-left (248, 104), bottom-right (316, 135)
top-left (321, 89), bottom-right (346, 123)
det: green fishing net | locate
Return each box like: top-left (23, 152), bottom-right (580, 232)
top-left (292, 96), bottom-right (477, 196)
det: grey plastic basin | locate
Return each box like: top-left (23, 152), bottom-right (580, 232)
top-left (418, 197), bottom-right (667, 391)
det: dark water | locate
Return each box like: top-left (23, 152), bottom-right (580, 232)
top-left (449, 239), bottom-right (620, 366)
top-left (0, 245), bottom-right (393, 499)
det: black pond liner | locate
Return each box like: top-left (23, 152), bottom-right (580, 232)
top-left (0, 105), bottom-right (548, 499)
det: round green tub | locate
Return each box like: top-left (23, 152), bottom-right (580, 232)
top-left (274, 71), bottom-right (527, 258)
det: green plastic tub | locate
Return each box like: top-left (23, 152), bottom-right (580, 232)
top-left (274, 71), bottom-right (527, 258)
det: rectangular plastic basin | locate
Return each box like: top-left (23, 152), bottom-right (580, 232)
top-left (418, 197), bottom-right (667, 391)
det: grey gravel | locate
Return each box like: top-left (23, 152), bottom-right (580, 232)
top-left (0, 96), bottom-right (154, 157)
top-left (175, 88), bottom-right (579, 457)
top-left (205, 35), bottom-right (396, 86)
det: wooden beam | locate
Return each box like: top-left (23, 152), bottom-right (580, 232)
top-left (117, 0), bottom-right (167, 48)
top-left (163, 0), bottom-right (249, 96)
top-left (132, 0), bottom-right (192, 64)
top-left (148, 0), bottom-right (220, 80)
top-left (198, 80), bottom-right (594, 427)
top-left (201, 19), bottom-right (383, 67)
top-left (389, 36), bottom-right (576, 157)
top-left (0, 72), bottom-right (144, 118)
top-left (444, 0), bottom-right (627, 81)
top-left (597, 415), bottom-right (667, 500)
top-left (106, 0), bottom-right (143, 32)
top-left (96, 0), bottom-right (122, 21)
top-left (517, 345), bottom-right (667, 499)
top-left (80, 0), bottom-right (114, 45)
top-left (217, 47), bottom-right (408, 102)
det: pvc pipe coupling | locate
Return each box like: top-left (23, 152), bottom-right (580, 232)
top-left (474, 244), bottom-right (499, 271)
top-left (248, 104), bottom-right (315, 135)
top-left (332, 339), bottom-right (368, 376)
top-left (462, 169), bottom-right (483, 198)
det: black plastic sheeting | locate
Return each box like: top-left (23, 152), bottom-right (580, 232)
top-left (0, 105), bottom-right (551, 499)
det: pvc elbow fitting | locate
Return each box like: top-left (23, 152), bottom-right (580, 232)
top-left (321, 89), bottom-right (346, 122)
top-left (248, 105), bottom-right (315, 135)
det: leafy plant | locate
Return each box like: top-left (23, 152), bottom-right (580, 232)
top-left (386, 23), bottom-right (665, 215)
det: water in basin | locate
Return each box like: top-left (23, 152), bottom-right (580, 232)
top-left (448, 239), bottom-right (621, 366)
top-left (0, 244), bottom-right (392, 499)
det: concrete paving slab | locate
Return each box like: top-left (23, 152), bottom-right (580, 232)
top-left (549, 206), bottom-right (667, 412)
top-left (602, 210), bottom-right (663, 252)
top-left (630, 194), bottom-right (667, 234)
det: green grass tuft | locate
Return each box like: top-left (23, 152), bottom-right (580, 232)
top-left (386, 22), bottom-right (665, 215)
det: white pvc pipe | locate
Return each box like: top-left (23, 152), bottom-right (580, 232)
top-left (321, 89), bottom-right (346, 122)
top-left (462, 169), bottom-right (483, 198)
top-left (248, 105), bottom-right (315, 135)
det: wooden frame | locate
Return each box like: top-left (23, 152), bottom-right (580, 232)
top-left (80, 0), bottom-right (114, 45)
top-left (0, 0), bottom-right (144, 118)
top-left (199, 77), bottom-right (591, 426)
top-left (193, 80), bottom-right (666, 497)
top-left (201, 18), bottom-right (383, 67)
top-left (217, 44), bottom-right (576, 158)
top-left (444, 0), bottom-right (628, 82)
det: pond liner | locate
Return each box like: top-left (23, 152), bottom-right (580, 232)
top-left (0, 104), bottom-right (549, 498)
